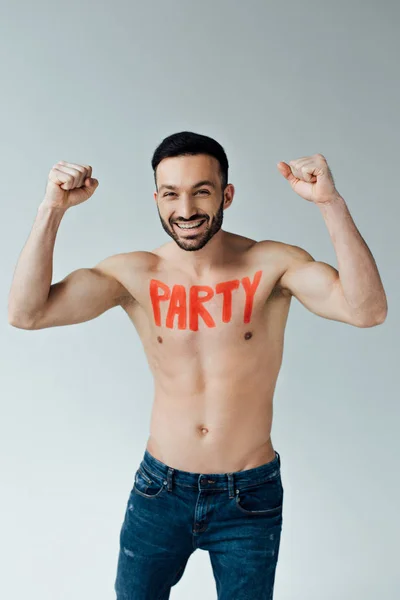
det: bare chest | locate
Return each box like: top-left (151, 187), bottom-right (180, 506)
top-left (122, 265), bottom-right (289, 354)
top-left (150, 268), bottom-right (265, 331)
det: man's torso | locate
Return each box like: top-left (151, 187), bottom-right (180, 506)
top-left (112, 232), bottom-right (293, 473)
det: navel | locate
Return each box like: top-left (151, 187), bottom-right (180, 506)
top-left (157, 336), bottom-right (163, 344)
top-left (244, 331), bottom-right (253, 340)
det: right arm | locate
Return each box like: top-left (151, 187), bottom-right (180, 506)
top-left (8, 203), bottom-right (132, 330)
top-left (8, 161), bottom-right (132, 330)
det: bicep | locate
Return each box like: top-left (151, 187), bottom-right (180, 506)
top-left (278, 246), bottom-right (363, 326)
top-left (30, 256), bottom-right (131, 329)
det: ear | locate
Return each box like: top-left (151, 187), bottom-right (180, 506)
top-left (223, 183), bottom-right (235, 209)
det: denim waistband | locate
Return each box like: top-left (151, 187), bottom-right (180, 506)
top-left (140, 448), bottom-right (281, 494)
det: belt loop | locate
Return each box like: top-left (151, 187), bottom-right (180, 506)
top-left (227, 472), bottom-right (235, 498)
top-left (276, 451), bottom-right (281, 466)
top-left (166, 467), bottom-right (174, 492)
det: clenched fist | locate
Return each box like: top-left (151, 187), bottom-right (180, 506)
top-left (43, 160), bottom-right (99, 210)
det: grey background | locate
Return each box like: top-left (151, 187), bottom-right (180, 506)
top-left (1, 1), bottom-right (399, 598)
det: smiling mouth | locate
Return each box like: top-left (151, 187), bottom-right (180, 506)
top-left (173, 219), bottom-right (207, 231)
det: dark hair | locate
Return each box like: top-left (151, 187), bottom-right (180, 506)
top-left (151, 131), bottom-right (229, 192)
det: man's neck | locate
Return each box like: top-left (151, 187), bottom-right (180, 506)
top-left (169, 229), bottom-right (231, 277)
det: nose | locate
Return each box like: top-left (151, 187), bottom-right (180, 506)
top-left (175, 195), bottom-right (200, 221)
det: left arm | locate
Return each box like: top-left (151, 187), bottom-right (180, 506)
top-left (274, 194), bottom-right (387, 327)
top-left (274, 155), bottom-right (388, 328)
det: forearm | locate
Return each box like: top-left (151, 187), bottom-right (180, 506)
top-left (8, 202), bottom-right (67, 325)
top-left (318, 193), bottom-right (387, 319)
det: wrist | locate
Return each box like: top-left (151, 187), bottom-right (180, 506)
top-left (38, 200), bottom-right (68, 216)
top-left (316, 192), bottom-right (345, 211)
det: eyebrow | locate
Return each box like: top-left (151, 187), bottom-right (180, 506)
top-left (159, 180), bottom-right (216, 192)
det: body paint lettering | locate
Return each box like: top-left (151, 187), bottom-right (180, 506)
top-left (149, 270), bottom-right (263, 329)
top-left (149, 279), bottom-right (170, 327)
top-left (242, 270), bottom-right (263, 323)
top-left (166, 284), bottom-right (187, 329)
top-left (190, 286), bottom-right (216, 331)
top-left (215, 279), bottom-right (240, 323)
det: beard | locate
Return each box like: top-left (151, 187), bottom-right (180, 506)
top-left (157, 197), bottom-right (225, 252)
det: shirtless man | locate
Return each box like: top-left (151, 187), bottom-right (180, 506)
top-left (8, 131), bottom-right (387, 599)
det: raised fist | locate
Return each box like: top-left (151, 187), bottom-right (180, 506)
top-left (43, 160), bottom-right (99, 209)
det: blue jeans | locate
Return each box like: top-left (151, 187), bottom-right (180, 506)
top-left (115, 448), bottom-right (283, 599)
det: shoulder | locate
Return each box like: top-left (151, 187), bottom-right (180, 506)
top-left (251, 240), bottom-right (315, 293)
top-left (94, 250), bottom-right (161, 304)
top-left (253, 239), bottom-right (314, 262)
top-left (95, 250), bottom-right (160, 276)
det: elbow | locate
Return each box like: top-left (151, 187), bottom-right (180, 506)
top-left (8, 313), bottom-right (37, 329)
top-left (372, 310), bottom-right (388, 326)
top-left (356, 309), bottom-right (388, 328)
top-left (353, 295), bottom-right (388, 328)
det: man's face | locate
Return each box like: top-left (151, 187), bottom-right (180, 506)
top-left (154, 154), bottom-right (233, 252)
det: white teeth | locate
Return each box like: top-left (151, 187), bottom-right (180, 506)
top-left (175, 220), bottom-right (205, 230)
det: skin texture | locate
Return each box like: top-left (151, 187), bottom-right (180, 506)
top-left (143, 154), bottom-right (287, 471)
top-left (16, 153), bottom-right (387, 474)
top-left (118, 237), bottom-right (292, 473)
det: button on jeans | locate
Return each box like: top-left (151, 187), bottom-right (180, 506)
top-left (115, 448), bottom-right (284, 599)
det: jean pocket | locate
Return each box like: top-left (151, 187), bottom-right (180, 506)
top-left (234, 471), bottom-right (283, 516)
top-left (133, 465), bottom-right (167, 499)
